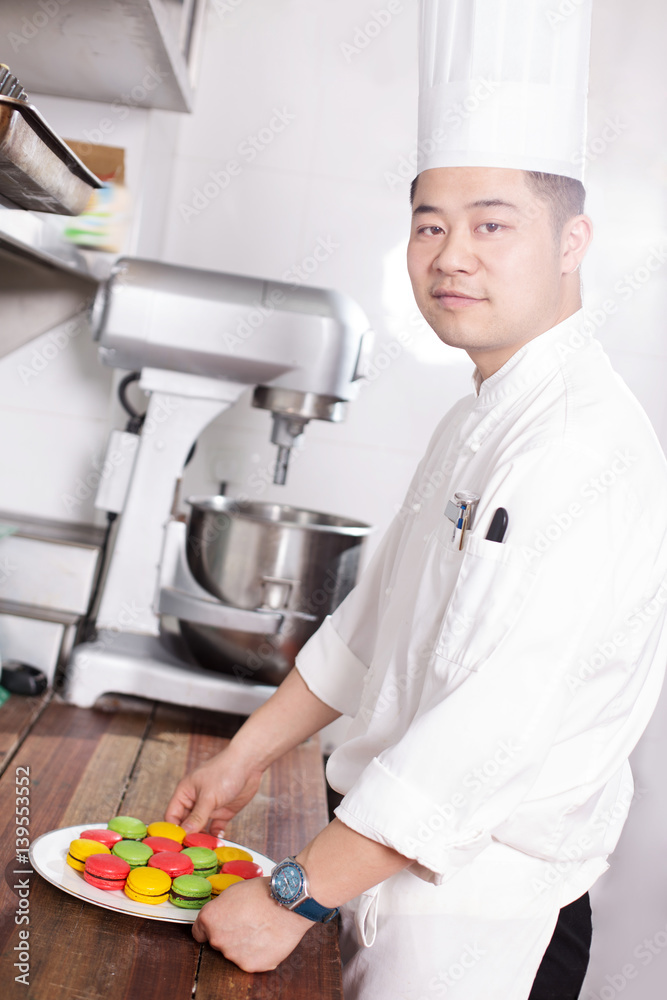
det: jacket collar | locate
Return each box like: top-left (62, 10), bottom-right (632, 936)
top-left (471, 309), bottom-right (592, 406)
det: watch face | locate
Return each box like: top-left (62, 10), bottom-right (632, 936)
top-left (273, 862), bottom-right (304, 903)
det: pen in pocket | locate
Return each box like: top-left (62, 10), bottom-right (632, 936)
top-left (485, 508), bottom-right (508, 543)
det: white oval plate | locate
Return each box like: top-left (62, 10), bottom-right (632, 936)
top-left (29, 823), bottom-right (275, 924)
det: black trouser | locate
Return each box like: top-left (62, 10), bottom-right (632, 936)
top-left (528, 893), bottom-right (593, 1000)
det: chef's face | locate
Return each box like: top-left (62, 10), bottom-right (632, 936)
top-left (407, 167), bottom-right (591, 378)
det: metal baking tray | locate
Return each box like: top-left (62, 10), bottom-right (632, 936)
top-left (0, 96), bottom-right (102, 215)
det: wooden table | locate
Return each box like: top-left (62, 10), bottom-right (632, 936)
top-left (0, 692), bottom-right (343, 999)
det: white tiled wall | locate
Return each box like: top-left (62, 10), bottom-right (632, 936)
top-left (0, 312), bottom-right (114, 524)
top-left (1, 2), bottom-right (666, 992)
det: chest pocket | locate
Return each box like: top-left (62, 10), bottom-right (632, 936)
top-left (434, 532), bottom-right (537, 672)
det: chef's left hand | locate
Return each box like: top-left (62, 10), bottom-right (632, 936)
top-left (192, 876), bottom-right (312, 973)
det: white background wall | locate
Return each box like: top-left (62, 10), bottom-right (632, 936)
top-left (1, 1), bottom-right (666, 996)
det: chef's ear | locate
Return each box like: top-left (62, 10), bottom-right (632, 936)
top-left (561, 214), bottom-right (593, 274)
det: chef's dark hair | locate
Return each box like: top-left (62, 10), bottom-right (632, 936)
top-left (523, 171), bottom-right (586, 235)
top-left (409, 171), bottom-right (586, 236)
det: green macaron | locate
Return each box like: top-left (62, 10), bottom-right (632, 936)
top-left (112, 840), bottom-right (154, 869)
top-left (181, 847), bottom-right (218, 878)
top-left (108, 816), bottom-right (148, 840)
top-left (169, 874), bottom-right (213, 909)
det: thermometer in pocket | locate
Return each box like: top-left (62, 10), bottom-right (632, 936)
top-left (445, 491), bottom-right (480, 549)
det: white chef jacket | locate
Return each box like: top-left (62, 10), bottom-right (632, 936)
top-left (296, 311), bottom-right (667, 999)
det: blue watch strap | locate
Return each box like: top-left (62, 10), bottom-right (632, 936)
top-left (293, 896), bottom-right (339, 923)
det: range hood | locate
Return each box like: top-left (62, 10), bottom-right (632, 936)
top-left (0, 0), bottom-right (206, 113)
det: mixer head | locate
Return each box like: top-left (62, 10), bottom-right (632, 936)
top-left (92, 258), bottom-right (372, 486)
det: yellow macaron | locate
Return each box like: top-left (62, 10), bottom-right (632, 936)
top-left (66, 839), bottom-right (111, 872)
top-left (214, 846), bottom-right (252, 865)
top-left (124, 866), bottom-right (172, 905)
top-left (146, 821), bottom-right (187, 844)
top-left (207, 873), bottom-right (244, 896)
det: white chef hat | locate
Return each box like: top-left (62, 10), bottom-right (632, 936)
top-left (418, 0), bottom-right (592, 181)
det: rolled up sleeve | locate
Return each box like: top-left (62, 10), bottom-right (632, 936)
top-left (296, 616), bottom-right (368, 717)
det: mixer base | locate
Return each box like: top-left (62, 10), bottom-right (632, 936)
top-left (64, 631), bottom-right (276, 713)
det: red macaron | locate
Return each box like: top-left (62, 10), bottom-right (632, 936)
top-left (142, 836), bottom-right (183, 853)
top-left (221, 859), bottom-right (263, 879)
top-left (148, 851), bottom-right (194, 879)
top-left (80, 828), bottom-right (123, 849)
top-left (182, 831), bottom-right (224, 850)
top-left (84, 853), bottom-right (131, 891)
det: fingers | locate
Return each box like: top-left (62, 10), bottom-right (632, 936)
top-left (208, 817), bottom-right (227, 838)
top-left (192, 914), bottom-right (208, 944)
top-left (164, 800), bottom-right (185, 826)
top-left (181, 789), bottom-right (219, 834)
top-left (165, 755), bottom-right (263, 834)
top-left (165, 777), bottom-right (216, 832)
top-left (164, 779), bottom-right (195, 826)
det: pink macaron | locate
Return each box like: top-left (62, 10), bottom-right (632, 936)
top-left (142, 836), bottom-right (183, 854)
top-left (80, 828), bottom-right (123, 849)
top-left (182, 831), bottom-right (224, 850)
top-left (222, 859), bottom-right (263, 880)
top-left (84, 853), bottom-right (131, 891)
top-left (148, 851), bottom-right (194, 879)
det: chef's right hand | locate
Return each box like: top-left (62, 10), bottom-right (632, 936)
top-left (165, 748), bottom-right (264, 836)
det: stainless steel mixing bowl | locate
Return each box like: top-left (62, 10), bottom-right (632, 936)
top-left (178, 497), bottom-right (372, 685)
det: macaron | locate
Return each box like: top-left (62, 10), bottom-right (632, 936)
top-left (148, 851), bottom-right (194, 879)
top-left (181, 847), bottom-right (218, 878)
top-left (207, 873), bottom-right (244, 896)
top-left (124, 866), bottom-right (172, 905)
top-left (66, 839), bottom-right (111, 872)
top-left (84, 853), bottom-right (131, 891)
top-left (142, 836), bottom-right (182, 854)
top-left (108, 816), bottom-right (147, 840)
top-left (169, 874), bottom-right (212, 909)
top-left (80, 828), bottom-right (123, 849)
top-left (222, 859), bottom-right (263, 880)
top-left (146, 821), bottom-right (186, 844)
top-left (112, 840), bottom-right (154, 869)
top-left (182, 831), bottom-right (223, 850)
top-left (214, 845), bottom-right (252, 865)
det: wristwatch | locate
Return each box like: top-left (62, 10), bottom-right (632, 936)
top-left (269, 856), bottom-right (339, 923)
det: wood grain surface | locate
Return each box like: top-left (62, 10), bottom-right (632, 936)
top-left (0, 689), bottom-right (51, 777)
top-left (0, 697), bottom-right (342, 1000)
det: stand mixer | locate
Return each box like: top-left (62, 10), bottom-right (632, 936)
top-left (64, 257), bottom-right (372, 714)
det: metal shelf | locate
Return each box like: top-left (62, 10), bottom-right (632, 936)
top-left (0, 204), bottom-right (113, 280)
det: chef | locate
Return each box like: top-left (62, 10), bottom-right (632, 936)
top-left (166, 2), bottom-right (667, 997)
